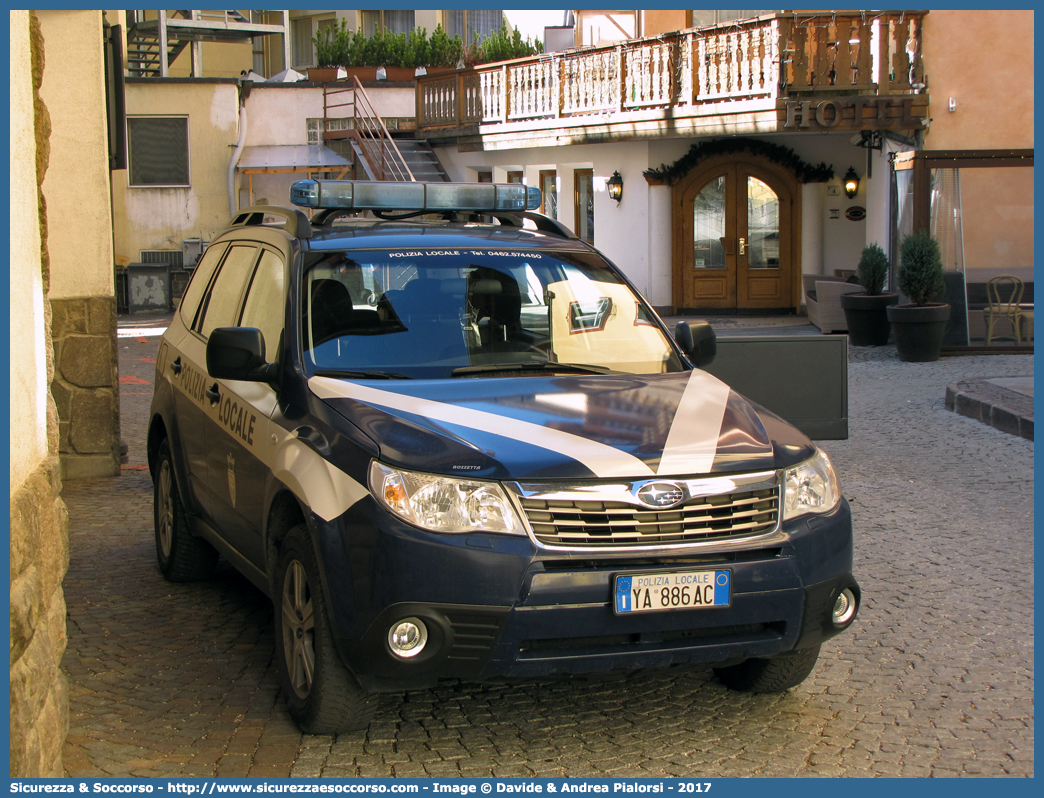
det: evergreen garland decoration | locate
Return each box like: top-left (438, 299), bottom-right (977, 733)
top-left (643, 138), bottom-right (834, 185)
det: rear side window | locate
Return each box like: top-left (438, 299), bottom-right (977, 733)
top-left (239, 249), bottom-right (287, 358)
top-left (198, 245), bottom-right (259, 339)
top-left (178, 242), bottom-right (228, 328)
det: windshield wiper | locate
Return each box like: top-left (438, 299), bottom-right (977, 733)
top-left (451, 361), bottom-right (613, 377)
top-left (313, 369), bottom-right (411, 380)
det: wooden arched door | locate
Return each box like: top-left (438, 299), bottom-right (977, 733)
top-left (673, 155), bottom-right (800, 312)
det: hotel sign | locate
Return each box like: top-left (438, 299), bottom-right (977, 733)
top-left (783, 97), bottom-right (926, 131)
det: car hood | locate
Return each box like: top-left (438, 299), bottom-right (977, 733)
top-left (309, 371), bottom-right (815, 482)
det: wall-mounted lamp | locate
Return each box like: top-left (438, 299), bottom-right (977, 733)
top-left (843, 167), bottom-right (860, 199)
top-left (606, 171), bottom-right (623, 203)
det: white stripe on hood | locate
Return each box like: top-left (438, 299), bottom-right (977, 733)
top-left (656, 369), bottom-right (732, 476)
top-left (309, 369), bottom-right (733, 480)
top-left (310, 376), bottom-right (655, 478)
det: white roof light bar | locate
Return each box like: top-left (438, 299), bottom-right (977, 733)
top-left (290, 180), bottom-right (542, 212)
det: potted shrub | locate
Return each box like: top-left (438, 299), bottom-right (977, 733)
top-left (840, 243), bottom-right (899, 346)
top-left (341, 28), bottom-right (378, 81)
top-left (427, 24), bottom-right (463, 72)
top-left (308, 20), bottom-right (346, 82)
top-left (887, 231), bottom-right (950, 362)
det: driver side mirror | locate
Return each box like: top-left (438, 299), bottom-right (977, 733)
top-left (207, 327), bottom-right (279, 385)
top-left (675, 320), bottom-right (716, 368)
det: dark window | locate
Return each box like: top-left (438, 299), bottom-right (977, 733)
top-left (574, 169), bottom-right (594, 244)
top-left (127, 117), bottom-right (189, 186)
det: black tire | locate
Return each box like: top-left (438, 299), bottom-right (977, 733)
top-left (153, 439), bottom-right (218, 582)
top-left (713, 644), bottom-right (821, 693)
top-left (274, 524), bottom-right (377, 734)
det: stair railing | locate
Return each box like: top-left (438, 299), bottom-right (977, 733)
top-left (324, 77), bottom-right (415, 182)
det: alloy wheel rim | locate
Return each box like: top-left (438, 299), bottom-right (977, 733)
top-left (282, 559), bottom-right (315, 699)
top-left (157, 460), bottom-right (174, 558)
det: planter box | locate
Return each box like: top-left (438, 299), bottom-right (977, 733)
top-left (307, 67), bottom-right (340, 82)
top-left (703, 334), bottom-right (849, 439)
top-left (343, 67), bottom-right (378, 82)
top-left (381, 66), bottom-right (416, 82)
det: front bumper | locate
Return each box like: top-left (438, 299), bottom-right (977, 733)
top-left (311, 496), bottom-right (858, 691)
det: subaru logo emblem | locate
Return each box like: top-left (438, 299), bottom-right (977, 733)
top-left (636, 481), bottom-right (685, 509)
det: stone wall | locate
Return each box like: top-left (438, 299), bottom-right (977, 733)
top-left (51, 296), bottom-right (121, 479)
top-left (10, 457), bottom-right (70, 777)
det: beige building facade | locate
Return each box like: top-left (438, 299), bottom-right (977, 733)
top-left (920, 10), bottom-right (1034, 289)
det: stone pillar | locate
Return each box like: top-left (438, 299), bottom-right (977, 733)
top-left (50, 297), bottom-right (121, 479)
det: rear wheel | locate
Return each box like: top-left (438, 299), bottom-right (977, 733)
top-left (713, 644), bottom-right (821, 693)
top-left (274, 525), bottom-right (377, 734)
top-left (153, 440), bottom-right (218, 581)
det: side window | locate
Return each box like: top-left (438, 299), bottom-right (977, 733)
top-left (179, 242), bottom-right (228, 328)
top-left (239, 249), bottom-right (287, 359)
top-left (198, 245), bottom-right (259, 339)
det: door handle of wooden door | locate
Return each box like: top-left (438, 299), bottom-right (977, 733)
top-left (738, 237), bottom-right (746, 256)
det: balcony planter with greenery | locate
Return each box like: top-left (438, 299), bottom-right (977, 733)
top-left (462, 22), bottom-right (543, 68)
top-left (886, 231), bottom-right (950, 362)
top-left (840, 243), bottom-right (899, 346)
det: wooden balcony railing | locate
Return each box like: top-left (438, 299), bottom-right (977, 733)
top-left (417, 11), bottom-right (925, 133)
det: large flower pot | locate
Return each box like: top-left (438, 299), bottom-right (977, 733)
top-left (887, 303), bottom-right (951, 362)
top-left (840, 292), bottom-right (898, 346)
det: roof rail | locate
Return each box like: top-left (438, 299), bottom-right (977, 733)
top-left (229, 205), bottom-right (313, 239)
top-left (492, 212), bottom-right (578, 240)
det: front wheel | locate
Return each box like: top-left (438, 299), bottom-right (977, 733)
top-left (153, 440), bottom-right (218, 582)
top-left (713, 644), bottom-right (821, 693)
top-left (274, 525), bottom-right (377, 734)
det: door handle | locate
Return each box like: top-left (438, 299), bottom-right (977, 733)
top-left (205, 383), bottom-right (221, 405)
top-left (738, 237), bottom-right (746, 256)
top-left (170, 356), bottom-right (182, 375)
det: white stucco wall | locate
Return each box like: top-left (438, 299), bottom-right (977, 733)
top-left (436, 141), bottom-right (662, 297)
top-left (436, 132), bottom-right (883, 303)
top-left (38, 10), bottom-right (114, 300)
top-left (10, 10), bottom-right (49, 492)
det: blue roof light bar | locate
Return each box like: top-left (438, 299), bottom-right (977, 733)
top-left (290, 180), bottom-right (542, 213)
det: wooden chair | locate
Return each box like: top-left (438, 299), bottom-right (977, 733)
top-left (985, 275), bottom-right (1024, 345)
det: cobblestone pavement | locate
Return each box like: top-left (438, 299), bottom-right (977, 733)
top-left (61, 320), bottom-right (1034, 778)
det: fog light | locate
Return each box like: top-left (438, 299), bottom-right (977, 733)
top-left (832, 588), bottom-right (857, 627)
top-left (388, 617), bottom-right (428, 659)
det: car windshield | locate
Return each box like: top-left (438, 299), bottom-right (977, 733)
top-left (301, 248), bottom-right (686, 379)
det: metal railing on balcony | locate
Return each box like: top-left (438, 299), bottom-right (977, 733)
top-left (417, 11), bottom-right (925, 133)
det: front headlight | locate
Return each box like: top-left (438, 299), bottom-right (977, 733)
top-left (369, 461), bottom-right (524, 535)
top-left (783, 449), bottom-right (841, 520)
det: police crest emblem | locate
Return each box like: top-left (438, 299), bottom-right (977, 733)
top-left (227, 453), bottom-right (236, 507)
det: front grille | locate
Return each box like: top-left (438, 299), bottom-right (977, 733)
top-left (519, 487), bottom-right (779, 548)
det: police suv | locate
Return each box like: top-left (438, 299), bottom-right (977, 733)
top-left (148, 181), bottom-right (860, 734)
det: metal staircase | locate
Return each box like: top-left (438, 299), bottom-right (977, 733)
top-left (125, 10), bottom-right (288, 78)
top-left (395, 140), bottom-right (451, 183)
top-left (127, 10), bottom-right (191, 77)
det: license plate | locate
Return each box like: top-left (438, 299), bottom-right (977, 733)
top-left (614, 569), bottom-right (731, 614)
